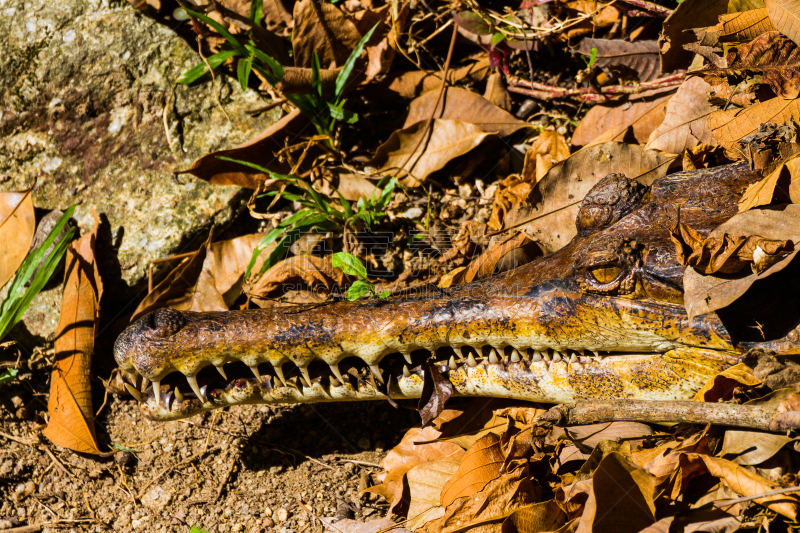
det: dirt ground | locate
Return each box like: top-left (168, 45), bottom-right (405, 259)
top-left (0, 384), bottom-right (425, 533)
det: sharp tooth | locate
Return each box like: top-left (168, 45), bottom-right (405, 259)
top-left (140, 376), bottom-right (150, 392)
top-left (199, 385), bottom-right (208, 400)
top-left (249, 365), bottom-right (262, 380)
top-left (552, 353), bottom-right (561, 362)
top-left (531, 352), bottom-right (542, 362)
top-left (153, 381), bottom-right (161, 408)
top-left (543, 352), bottom-right (551, 362)
top-left (174, 387), bottom-right (184, 403)
top-left (273, 364), bottom-right (287, 386)
top-left (488, 349), bottom-right (499, 364)
top-left (569, 354), bottom-right (578, 364)
top-left (369, 364), bottom-right (384, 384)
top-left (592, 350), bottom-right (600, 357)
top-left (467, 353), bottom-right (478, 367)
top-left (510, 350), bottom-right (521, 363)
top-left (401, 351), bottom-right (413, 364)
top-left (216, 365), bottom-right (228, 380)
top-left (186, 375), bottom-right (205, 402)
top-left (299, 365), bottom-right (313, 387)
top-left (521, 350), bottom-right (530, 361)
top-left (448, 356), bottom-right (457, 370)
top-left (124, 383), bottom-right (143, 402)
top-left (403, 365), bottom-right (411, 378)
top-left (555, 350), bottom-right (565, 358)
top-left (165, 391), bottom-right (174, 410)
top-left (329, 363), bottom-right (345, 384)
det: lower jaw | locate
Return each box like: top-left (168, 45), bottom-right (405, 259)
top-left (134, 347), bottom-right (741, 421)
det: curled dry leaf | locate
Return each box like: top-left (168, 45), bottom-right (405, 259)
top-left (683, 204), bottom-right (800, 318)
top-left (695, 8), bottom-right (775, 47)
top-left (701, 31), bottom-right (800, 99)
top-left (0, 187), bottom-right (35, 289)
top-left (369, 119), bottom-right (495, 187)
top-left (572, 92), bottom-right (672, 147)
top-left (132, 233), bottom-right (271, 321)
top-left (291, 0), bottom-right (362, 69)
top-left (692, 363), bottom-right (761, 402)
top-left (669, 217), bottom-right (793, 274)
top-left (403, 87), bottom-right (530, 138)
top-left (405, 457), bottom-right (462, 530)
top-left (177, 109), bottom-right (312, 189)
top-left (636, 512), bottom-right (741, 533)
top-left (42, 211), bottom-right (103, 455)
top-left (577, 39), bottom-right (661, 83)
top-left (455, 232), bottom-right (538, 284)
top-left (246, 254), bottom-right (348, 304)
top-left (659, 0), bottom-right (729, 72)
top-left (513, 142), bottom-right (677, 253)
top-left (379, 57), bottom-right (492, 101)
top-left (645, 77), bottom-right (716, 154)
top-left (522, 129), bottom-right (571, 183)
top-left (739, 152), bottom-right (800, 211)
top-left (440, 432), bottom-right (506, 507)
top-left (708, 97), bottom-right (800, 149)
top-left (418, 362), bottom-right (455, 427)
top-left (501, 500), bottom-right (567, 533)
top-left (766, 0), bottom-right (800, 46)
top-left (483, 72), bottom-right (512, 112)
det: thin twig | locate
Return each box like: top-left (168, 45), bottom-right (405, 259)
top-left (715, 486), bottom-right (800, 506)
top-left (163, 83), bottom-right (177, 149)
top-left (0, 430), bottom-right (37, 447)
top-left (196, 35), bottom-right (231, 122)
top-left (39, 446), bottom-right (74, 479)
top-left (617, 0), bottom-right (673, 17)
top-left (506, 72), bottom-right (686, 102)
top-left (392, 22), bottom-right (458, 182)
top-left (213, 454), bottom-right (237, 502)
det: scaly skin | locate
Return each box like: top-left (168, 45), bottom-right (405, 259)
top-left (114, 163), bottom-right (796, 420)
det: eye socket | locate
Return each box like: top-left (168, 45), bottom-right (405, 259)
top-left (590, 266), bottom-right (622, 284)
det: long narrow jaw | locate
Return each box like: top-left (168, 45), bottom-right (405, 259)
top-left (120, 340), bottom-right (740, 421)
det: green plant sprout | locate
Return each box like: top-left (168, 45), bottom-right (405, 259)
top-left (0, 206), bottom-right (77, 385)
top-left (582, 47), bottom-right (598, 68)
top-left (178, 0), bottom-right (378, 149)
top-left (331, 252), bottom-right (390, 301)
top-left (215, 157), bottom-right (397, 283)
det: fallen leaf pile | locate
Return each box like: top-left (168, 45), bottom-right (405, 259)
top-left (5, 0), bottom-right (800, 529)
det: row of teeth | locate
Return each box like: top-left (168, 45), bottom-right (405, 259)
top-left (122, 346), bottom-right (610, 409)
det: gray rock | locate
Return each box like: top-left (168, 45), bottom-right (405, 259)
top-left (0, 0), bottom-right (278, 342)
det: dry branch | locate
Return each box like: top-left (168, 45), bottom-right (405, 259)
top-left (507, 72), bottom-right (685, 102)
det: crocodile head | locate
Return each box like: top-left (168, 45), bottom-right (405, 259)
top-left (114, 163), bottom-right (800, 420)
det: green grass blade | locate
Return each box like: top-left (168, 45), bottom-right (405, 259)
top-left (215, 156), bottom-right (300, 181)
top-left (249, 45), bottom-right (285, 81)
top-left (336, 191), bottom-right (353, 219)
top-left (312, 52), bottom-right (323, 101)
top-left (178, 50), bottom-right (239, 84)
top-left (334, 23), bottom-right (379, 103)
top-left (184, 8), bottom-right (247, 55)
top-left (237, 55), bottom-right (253, 91)
top-left (248, 0), bottom-right (262, 24)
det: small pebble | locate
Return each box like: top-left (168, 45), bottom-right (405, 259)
top-left (276, 508), bottom-right (289, 522)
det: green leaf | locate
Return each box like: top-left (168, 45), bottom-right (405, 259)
top-left (237, 55), bottom-right (253, 91)
top-left (583, 47), bottom-right (598, 68)
top-left (378, 290), bottom-right (390, 298)
top-left (248, 0), bottom-right (263, 24)
top-left (190, 527), bottom-right (210, 533)
top-left (327, 101), bottom-right (358, 124)
top-left (0, 368), bottom-right (18, 386)
top-left (0, 206), bottom-right (77, 341)
top-left (490, 32), bottom-right (505, 47)
top-left (334, 23), bottom-right (379, 103)
top-left (346, 280), bottom-right (373, 301)
top-left (248, 44), bottom-right (285, 81)
top-left (336, 191), bottom-right (353, 219)
top-left (312, 52), bottom-right (323, 101)
top-left (184, 8), bottom-right (247, 55)
top-left (178, 50), bottom-right (239, 85)
top-left (331, 252), bottom-right (367, 279)
top-left (215, 156), bottom-right (299, 181)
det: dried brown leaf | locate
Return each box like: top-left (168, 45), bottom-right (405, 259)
top-left (403, 87), bottom-right (530, 138)
top-left (276, 66), bottom-right (341, 95)
top-left (574, 452), bottom-right (657, 533)
top-left (708, 97), bottom-right (800, 149)
top-left (321, 518), bottom-right (409, 533)
top-left (692, 363), bottom-right (761, 402)
top-left (370, 119), bottom-right (495, 187)
top-left (177, 109), bottom-right (318, 188)
top-left (405, 457), bottom-right (462, 530)
top-left (419, 363), bottom-right (455, 427)
top-left (645, 77), bottom-right (716, 154)
top-left (636, 512), bottom-right (741, 533)
top-left (501, 500), bottom-right (567, 533)
top-left (42, 211), bottom-right (103, 455)
top-left (739, 152), bottom-right (800, 210)
top-left (247, 255), bottom-right (348, 301)
top-left (660, 0), bottom-right (729, 72)
top-left (291, 0), bottom-right (361, 69)
top-left (440, 433), bottom-right (506, 508)
top-left (701, 31), bottom-right (800, 99)
top-left (483, 72), bottom-right (512, 112)
top-left (669, 218), bottom-right (793, 274)
top-left (423, 464), bottom-right (541, 533)
top-left (577, 39), bottom-right (661, 82)
top-left (720, 429), bottom-right (794, 465)
top-left (766, 0), bottom-right (800, 46)
top-left (696, 9), bottom-right (775, 47)
top-left (0, 188), bottom-right (35, 289)
top-left (564, 422), bottom-right (653, 453)
top-left (514, 142), bottom-right (677, 253)
top-left (380, 57), bottom-right (492, 101)
top-left (457, 233), bottom-right (535, 284)
top-left (523, 129), bottom-right (571, 183)
top-left (683, 204), bottom-right (800, 317)
top-left (572, 93), bottom-right (672, 147)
